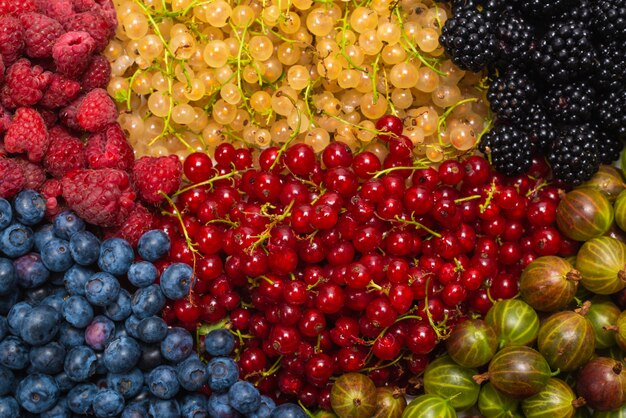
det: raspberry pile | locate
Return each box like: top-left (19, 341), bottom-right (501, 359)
top-left (440, 0), bottom-right (626, 185)
top-left (0, 0), bottom-right (184, 245)
top-left (158, 130), bottom-right (575, 410)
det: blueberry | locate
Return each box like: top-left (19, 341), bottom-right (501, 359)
top-left (137, 343), bottom-right (164, 372)
top-left (160, 263), bottom-right (193, 300)
top-left (53, 372), bottom-right (75, 393)
top-left (34, 224), bottom-right (55, 252)
top-left (98, 238), bottom-right (134, 276)
top-left (0, 396), bottom-right (19, 418)
top-left (57, 323), bottom-right (85, 349)
top-left (69, 231), bottom-right (100, 266)
top-left (7, 301), bottom-right (33, 335)
top-left (13, 190), bottom-right (45, 226)
top-left (29, 342), bottom-right (66, 374)
top-left (21, 305), bottom-right (61, 346)
top-left (0, 258), bottom-right (16, 295)
top-left (208, 393), bottom-right (239, 418)
top-left (122, 403), bottom-right (149, 418)
top-left (248, 395), bottom-right (276, 418)
top-left (103, 336), bottom-right (141, 373)
top-left (229, 381), bottom-right (261, 414)
top-left (0, 291), bottom-right (19, 315)
top-left (40, 398), bottom-right (70, 418)
top-left (107, 368), bottom-right (144, 399)
top-left (0, 366), bottom-right (14, 396)
top-left (41, 288), bottom-right (67, 313)
top-left (26, 285), bottom-right (52, 305)
top-left (0, 317), bottom-right (6, 341)
top-left (176, 356), bottom-right (208, 391)
top-left (64, 346), bottom-right (97, 382)
top-left (84, 272), bottom-right (120, 306)
top-left (149, 398), bottom-right (181, 418)
top-left (93, 388), bottom-right (125, 418)
top-left (63, 265), bottom-right (93, 296)
top-left (181, 394), bottom-right (208, 418)
top-left (160, 327), bottom-right (193, 363)
top-left (0, 336), bottom-right (28, 370)
top-left (83, 316), bottom-right (114, 351)
top-left (105, 288), bottom-right (132, 321)
top-left (205, 329), bottom-right (236, 356)
top-left (206, 357), bottom-right (239, 393)
top-left (53, 211), bottom-right (85, 240)
top-left (269, 403), bottom-right (307, 418)
top-left (41, 238), bottom-right (74, 273)
top-left (138, 230), bottom-right (170, 262)
top-left (16, 373), bottom-right (59, 413)
top-left (62, 296), bottom-right (94, 328)
top-left (0, 223), bottom-right (33, 258)
top-left (137, 316), bottom-right (168, 344)
top-left (147, 365), bottom-right (180, 399)
top-left (125, 314), bottom-right (142, 339)
top-left (131, 284), bottom-right (166, 320)
top-left (67, 383), bottom-right (97, 414)
top-left (127, 261), bottom-right (158, 288)
top-left (14, 252), bottom-right (49, 289)
top-left (0, 199), bottom-right (12, 230)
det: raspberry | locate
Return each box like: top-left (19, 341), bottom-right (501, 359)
top-left (59, 97), bottom-right (83, 132)
top-left (41, 178), bottom-right (67, 219)
top-left (62, 168), bottom-right (137, 227)
top-left (4, 107), bottom-right (49, 163)
top-left (76, 88), bottom-right (117, 132)
top-left (0, 0), bottom-right (38, 16)
top-left (72, 0), bottom-right (117, 31)
top-left (61, 11), bottom-right (114, 52)
top-left (104, 203), bottom-right (156, 247)
top-left (38, 109), bottom-right (58, 128)
top-left (40, 74), bottom-right (81, 109)
top-left (52, 31), bottom-right (96, 79)
top-left (81, 55), bottom-right (111, 91)
top-left (132, 155), bottom-right (183, 205)
top-left (14, 158), bottom-right (46, 190)
top-left (0, 105), bottom-right (11, 133)
top-left (0, 16), bottom-right (24, 65)
top-left (3, 58), bottom-right (52, 107)
top-left (84, 123), bottom-right (134, 171)
top-left (20, 12), bottom-right (65, 58)
top-left (37, 0), bottom-right (74, 21)
top-left (0, 157), bottom-right (25, 198)
top-left (44, 126), bottom-right (86, 178)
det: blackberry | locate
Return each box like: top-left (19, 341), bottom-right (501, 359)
top-left (598, 89), bottom-right (626, 138)
top-left (594, 42), bottom-right (626, 92)
top-left (557, 0), bottom-right (594, 26)
top-left (487, 67), bottom-right (537, 123)
top-left (548, 125), bottom-right (599, 186)
top-left (478, 124), bottom-right (534, 177)
top-left (513, 0), bottom-right (581, 17)
top-left (543, 82), bottom-right (596, 124)
top-left (532, 21), bottom-right (597, 84)
top-left (493, 13), bottom-right (535, 68)
top-left (439, 5), bottom-right (497, 72)
top-left (522, 104), bottom-right (558, 151)
top-left (593, 0), bottom-right (626, 42)
top-left (589, 124), bottom-right (624, 164)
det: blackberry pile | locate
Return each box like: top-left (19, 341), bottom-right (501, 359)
top-left (442, 0), bottom-right (626, 185)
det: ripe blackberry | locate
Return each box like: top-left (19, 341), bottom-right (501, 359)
top-left (439, 5), bottom-right (497, 72)
top-left (543, 82), bottom-right (596, 124)
top-left (589, 124), bottom-right (623, 164)
top-left (594, 42), bottom-right (626, 92)
top-left (522, 104), bottom-right (557, 151)
top-left (532, 21), bottom-right (597, 84)
top-left (487, 67), bottom-right (537, 123)
top-left (598, 89), bottom-right (626, 138)
top-left (513, 0), bottom-right (581, 17)
top-left (593, 0), bottom-right (626, 42)
top-left (548, 125), bottom-right (599, 186)
top-left (493, 13), bottom-right (535, 68)
top-left (557, 0), bottom-right (593, 26)
top-left (478, 124), bottom-right (534, 177)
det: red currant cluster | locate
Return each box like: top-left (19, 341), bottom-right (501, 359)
top-left (155, 115), bottom-right (577, 409)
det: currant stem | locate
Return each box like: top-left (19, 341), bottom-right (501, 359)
top-left (395, 214), bottom-right (442, 238)
top-left (173, 170), bottom-right (240, 197)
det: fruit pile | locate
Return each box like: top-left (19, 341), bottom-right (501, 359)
top-left (107, 0), bottom-right (491, 160)
top-left (439, 0), bottom-right (626, 185)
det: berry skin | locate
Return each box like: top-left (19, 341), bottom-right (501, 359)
top-left (132, 155), bottom-right (183, 205)
top-left (598, 89), bottom-right (626, 138)
top-left (80, 55), bottom-right (112, 91)
top-left (513, 0), bottom-right (580, 16)
top-left (98, 237), bottom-right (134, 276)
top-left (206, 357), bottom-right (239, 392)
top-left (543, 82), bottom-right (596, 124)
top-left (61, 168), bottom-right (136, 227)
top-left (493, 12), bottom-right (535, 67)
top-left (522, 103), bottom-right (557, 151)
top-left (19, 12), bottom-right (65, 58)
top-left (0, 0), bottom-right (38, 15)
top-left (479, 124), bottom-right (534, 177)
top-left (137, 229), bottom-right (170, 262)
top-left (61, 11), bottom-right (114, 52)
top-left (104, 203), bottom-right (156, 247)
top-left (0, 16), bottom-right (24, 65)
top-left (0, 158), bottom-right (25, 198)
top-left (76, 88), bottom-right (118, 133)
top-left (44, 126), bottom-right (86, 178)
top-left (3, 58), bottom-right (52, 107)
top-left (487, 67), bottom-right (537, 123)
top-left (13, 159), bottom-right (45, 191)
top-left (92, 388), bottom-right (125, 418)
top-left (548, 125), bottom-right (599, 186)
top-left (85, 123), bottom-right (134, 171)
top-left (593, 0), bottom-right (626, 42)
top-left (15, 373), bottom-right (59, 414)
top-left (40, 74), bottom-right (81, 109)
top-left (13, 189), bottom-right (45, 226)
top-left (52, 31), bottom-right (96, 79)
top-left (160, 263), bottom-right (193, 300)
top-left (205, 329), bottom-right (236, 356)
top-left (4, 108), bottom-right (49, 163)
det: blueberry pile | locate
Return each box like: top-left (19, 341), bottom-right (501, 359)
top-left (440, 0), bottom-right (626, 185)
top-left (0, 189), bottom-right (261, 418)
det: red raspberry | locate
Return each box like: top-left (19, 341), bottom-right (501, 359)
top-left (0, 0), bottom-right (38, 16)
top-left (71, 0), bottom-right (117, 31)
top-left (81, 55), bottom-right (111, 91)
top-left (59, 96), bottom-right (83, 131)
top-left (104, 203), bottom-right (156, 247)
top-left (132, 155), bottom-right (182, 205)
top-left (38, 109), bottom-right (59, 128)
top-left (44, 126), bottom-right (86, 178)
top-left (3, 58), bottom-right (52, 107)
top-left (0, 157), bottom-right (25, 198)
top-left (0, 105), bottom-right (11, 133)
top-left (41, 178), bottom-right (67, 219)
top-left (4, 108), bottom-right (49, 163)
top-left (40, 74), bottom-right (81, 109)
top-left (52, 31), bottom-right (95, 79)
top-left (20, 12), bottom-right (65, 58)
top-left (61, 11), bottom-right (113, 52)
top-left (36, 0), bottom-right (74, 21)
top-left (76, 88), bottom-right (117, 132)
top-left (14, 158), bottom-right (46, 190)
top-left (62, 168), bottom-right (136, 227)
top-left (0, 16), bottom-right (24, 65)
top-left (84, 123), bottom-right (134, 171)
